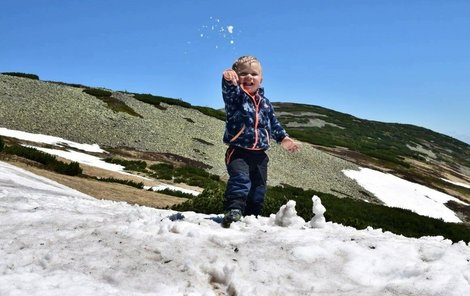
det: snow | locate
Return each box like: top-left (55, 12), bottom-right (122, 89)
top-left (145, 184), bottom-right (200, 197)
top-left (1, 128), bottom-right (470, 294)
top-left (26, 145), bottom-right (129, 173)
top-left (310, 195), bottom-right (327, 228)
top-left (0, 127), bottom-right (104, 153)
top-left (442, 178), bottom-right (470, 189)
top-left (192, 17), bottom-right (237, 51)
top-left (343, 167), bottom-right (468, 223)
top-left (1, 161), bottom-right (470, 295)
top-left (0, 127), bottom-right (200, 196)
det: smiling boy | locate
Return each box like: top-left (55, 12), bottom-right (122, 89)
top-left (221, 56), bottom-right (299, 227)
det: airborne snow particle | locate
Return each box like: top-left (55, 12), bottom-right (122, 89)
top-left (227, 25), bottom-right (234, 34)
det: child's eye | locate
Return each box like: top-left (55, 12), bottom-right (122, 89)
top-left (239, 72), bottom-right (258, 77)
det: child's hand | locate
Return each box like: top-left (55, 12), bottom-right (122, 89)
top-left (223, 69), bottom-right (239, 85)
top-left (281, 137), bottom-right (300, 153)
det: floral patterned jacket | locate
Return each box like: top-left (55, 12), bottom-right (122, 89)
top-left (222, 77), bottom-right (288, 150)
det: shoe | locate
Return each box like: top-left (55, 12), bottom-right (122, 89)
top-left (222, 209), bottom-right (242, 228)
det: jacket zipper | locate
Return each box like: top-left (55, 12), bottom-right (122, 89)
top-left (241, 86), bottom-right (262, 149)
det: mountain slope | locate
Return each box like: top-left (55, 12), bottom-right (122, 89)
top-left (0, 74), bottom-right (369, 200)
top-left (1, 73), bottom-right (469, 207)
top-left (274, 102), bottom-right (470, 202)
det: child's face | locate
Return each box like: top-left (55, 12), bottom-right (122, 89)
top-left (236, 62), bottom-right (263, 95)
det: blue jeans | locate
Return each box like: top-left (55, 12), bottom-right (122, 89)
top-left (224, 146), bottom-right (268, 216)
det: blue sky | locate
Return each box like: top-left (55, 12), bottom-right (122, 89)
top-left (1, 0), bottom-right (469, 144)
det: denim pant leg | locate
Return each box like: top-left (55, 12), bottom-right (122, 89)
top-left (224, 150), bottom-right (251, 212)
top-left (245, 153), bottom-right (268, 216)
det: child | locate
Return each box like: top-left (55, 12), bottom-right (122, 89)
top-left (221, 55), bottom-right (300, 227)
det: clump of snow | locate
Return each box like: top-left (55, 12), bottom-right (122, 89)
top-left (310, 195), bottom-right (327, 228)
top-left (190, 17), bottom-right (238, 51)
top-left (273, 200), bottom-right (306, 228)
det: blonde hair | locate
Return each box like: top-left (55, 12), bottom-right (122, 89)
top-left (232, 56), bottom-right (262, 74)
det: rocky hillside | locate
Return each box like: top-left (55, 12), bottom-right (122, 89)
top-left (0, 74), bottom-right (371, 201)
top-left (274, 102), bottom-right (470, 203)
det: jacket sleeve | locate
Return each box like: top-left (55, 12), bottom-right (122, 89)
top-left (222, 77), bottom-right (242, 104)
top-left (268, 102), bottom-right (288, 143)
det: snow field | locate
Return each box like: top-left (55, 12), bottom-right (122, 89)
top-left (1, 161), bottom-right (470, 295)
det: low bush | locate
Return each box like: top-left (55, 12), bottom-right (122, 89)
top-left (2, 72), bottom-right (39, 80)
top-left (132, 93), bottom-right (191, 110)
top-left (131, 92), bottom-right (225, 121)
top-left (95, 177), bottom-right (144, 189)
top-left (149, 163), bottom-right (174, 180)
top-left (3, 144), bottom-right (82, 176)
top-left (4, 145), bottom-right (57, 165)
top-left (172, 184), bottom-right (470, 243)
top-left (83, 88), bottom-right (112, 98)
top-left (153, 188), bottom-right (196, 199)
top-left (104, 158), bottom-right (147, 172)
top-left (49, 161), bottom-right (82, 176)
top-left (84, 88), bottom-right (142, 118)
top-left (171, 183), bottom-right (225, 214)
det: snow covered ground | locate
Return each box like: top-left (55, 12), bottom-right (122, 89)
top-left (343, 168), bottom-right (468, 223)
top-left (1, 127), bottom-right (470, 294)
top-left (1, 160), bottom-right (470, 295)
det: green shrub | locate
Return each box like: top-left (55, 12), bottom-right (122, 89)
top-left (149, 162), bottom-right (221, 189)
top-left (172, 183), bottom-right (470, 243)
top-left (83, 88), bottom-right (143, 118)
top-left (171, 183), bottom-right (225, 214)
top-left (132, 92), bottom-right (225, 121)
top-left (3, 144), bottom-right (82, 176)
top-left (149, 163), bottom-right (174, 180)
top-left (95, 177), bottom-right (144, 189)
top-left (153, 188), bottom-right (196, 199)
top-left (83, 88), bottom-right (112, 98)
top-left (48, 161), bottom-right (82, 176)
top-left (4, 145), bottom-right (56, 165)
top-left (2, 72), bottom-right (39, 80)
top-left (193, 106), bottom-right (225, 121)
top-left (104, 158), bottom-right (147, 172)
top-left (132, 93), bottom-right (191, 110)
